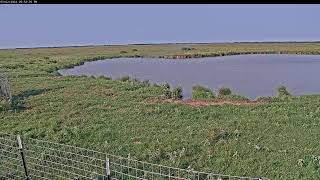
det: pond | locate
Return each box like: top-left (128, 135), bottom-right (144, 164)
top-left (58, 54), bottom-right (320, 100)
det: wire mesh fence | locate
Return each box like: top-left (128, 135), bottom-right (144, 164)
top-left (0, 133), bottom-right (268, 180)
top-left (0, 134), bottom-right (26, 179)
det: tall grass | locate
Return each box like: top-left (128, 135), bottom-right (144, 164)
top-left (161, 83), bottom-right (172, 99)
top-left (171, 87), bottom-right (183, 100)
top-left (192, 85), bottom-right (215, 100)
top-left (159, 83), bottom-right (183, 100)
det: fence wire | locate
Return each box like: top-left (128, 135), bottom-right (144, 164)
top-left (0, 134), bottom-right (267, 180)
top-left (0, 134), bottom-right (25, 179)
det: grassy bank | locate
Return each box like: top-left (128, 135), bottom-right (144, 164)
top-left (1, 43), bottom-right (320, 179)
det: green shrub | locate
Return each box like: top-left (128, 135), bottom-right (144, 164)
top-left (163, 90), bottom-right (172, 99)
top-left (277, 85), bottom-right (291, 97)
top-left (132, 49), bottom-right (138, 52)
top-left (120, 51), bottom-right (127, 54)
top-left (277, 85), bottom-right (292, 101)
top-left (192, 85), bottom-right (215, 100)
top-left (161, 83), bottom-right (171, 99)
top-left (171, 87), bottom-right (183, 100)
top-left (161, 82), bottom-right (170, 90)
top-left (218, 87), bottom-right (232, 96)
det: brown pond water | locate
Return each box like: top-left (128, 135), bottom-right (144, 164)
top-left (58, 54), bottom-right (320, 100)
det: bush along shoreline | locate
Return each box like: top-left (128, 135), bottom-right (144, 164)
top-left (190, 85), bottom-right (295, 103)
top-left (50, 70), bottom-right (296, 104)
top-left (51, 72), bottom-right (297, 104)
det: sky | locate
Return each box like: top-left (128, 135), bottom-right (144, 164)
top-left (1, 4), bottom-right (320, 49)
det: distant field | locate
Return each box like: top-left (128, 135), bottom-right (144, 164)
top-left (1, 43), bottom-right (320, 179)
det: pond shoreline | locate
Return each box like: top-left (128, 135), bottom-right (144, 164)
top-left (55, 51), bottom-right (320, 75)
top-left (57, 54), bottom-right (320, 100)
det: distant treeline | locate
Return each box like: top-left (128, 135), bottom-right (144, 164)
top-left (2, 41), bottom-right (320, 50)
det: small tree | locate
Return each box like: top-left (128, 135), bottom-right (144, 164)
top-left (277, 85), bottom-right (292, 98)
top-left (218, 87), bottom-right (232, 96)
top-left (0, 74), bottom-right (12, 103)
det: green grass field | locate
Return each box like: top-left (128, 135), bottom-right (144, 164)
top-left (1, 43), bottom-right (320, 179)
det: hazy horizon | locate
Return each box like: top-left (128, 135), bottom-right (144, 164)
top-left (1, 4), bottom-right (320, 49)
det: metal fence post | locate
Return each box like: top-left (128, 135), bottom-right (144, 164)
top-left (17, 135), bottom-right (29, 180)
top-left (105, 156), bottom-right (111, 180)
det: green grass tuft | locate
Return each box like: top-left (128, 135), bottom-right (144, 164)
top-left (192, 85), bottom-right (215, 100)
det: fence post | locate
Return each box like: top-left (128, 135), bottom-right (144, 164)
top-left (105, 156), bottom-right (111, 180)
top-left (17, 135), bottom-right (29, 180)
